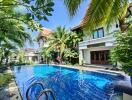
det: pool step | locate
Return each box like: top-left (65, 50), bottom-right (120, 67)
top-left (26, 76), bottom-right (37, 84)
top-left (26, 82), bottom-right (56, 100)
top-left (36, 89), bottom-right (56, 100)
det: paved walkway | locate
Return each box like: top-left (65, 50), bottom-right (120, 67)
top-left (0, 68), bottom-right (22, 100)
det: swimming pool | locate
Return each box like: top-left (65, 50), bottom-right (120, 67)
top-left (13, 64), bottom-right (125, 100)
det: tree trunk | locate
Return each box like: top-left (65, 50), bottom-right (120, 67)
top-left (4, 50), bottom-right (9, 65)
top-left (0, 55), bottom-right (4, 64)
top-left (59, 53), bottom-right (62, 64)
top-left (5, 57), bottom-right (9, 65)
top-left (119, 18), bottom-right (130, 32)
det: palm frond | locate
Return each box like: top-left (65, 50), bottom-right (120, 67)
top-left (82, 0), bottom-right (129, 33)
top-left (63, 0), bottom-right (84, 17)
top-left (47, 26), bottom-right (70, 54)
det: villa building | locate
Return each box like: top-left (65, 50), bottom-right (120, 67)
top-left (24, 48), bottom-right (40, 63)
top-left (25, 28), bottom-right (52, 64)
top-left (72, 2), bottom-right (132, 66)
top-left (72, 24), bottom-right (119, 65)
top-left (37, 28), bottom-right (52, 47)
top-left (71, 1), bottom-right (132, 66)
top-left (37, 28), bottom-right (52, 63)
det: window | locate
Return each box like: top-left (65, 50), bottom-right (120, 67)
top-left (92, 28), bottom-right (104, 39)
top-left (93, 31), bottom-right (98, 39)
top-left (98, 28), bottom-right (104, 38)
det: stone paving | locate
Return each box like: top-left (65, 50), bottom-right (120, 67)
top-left (0, 68), bottom-right (22, 100)
top-left (57, 64), bottom-right (126, 75)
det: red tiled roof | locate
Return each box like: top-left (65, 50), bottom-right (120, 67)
top-left (38, 28), bottom-right (52, 40)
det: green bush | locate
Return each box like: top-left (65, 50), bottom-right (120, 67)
top-left (0, 73), bottom-right (13, 88)
top-left (110, 30), bottom-right (132, 75)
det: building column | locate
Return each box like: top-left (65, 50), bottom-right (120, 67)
top-left (83, 49), bottom-right (91, 64)
top-left (29, 56), bottom-right (32, 61)
top-left (87, 50), bottom-right (91, 64)
top-left (38, 54), bottom-right (41, 63)
top-left (79, 50), bottom-right (83, 65)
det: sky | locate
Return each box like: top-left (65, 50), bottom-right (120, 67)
top-left (25, 0), bottom-right (89, 49)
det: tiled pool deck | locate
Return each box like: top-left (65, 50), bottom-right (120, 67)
top-left (1, 64), bottom-right (130, 100)
top-left (57, 64), bottom-right (127, 76)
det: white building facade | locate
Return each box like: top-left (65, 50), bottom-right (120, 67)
top-left (24, 48), bottom-right (40, 63)
top-left (79, 1), bottom-right (132, 65)
top-left (72, 24), bottom-right (119, 65)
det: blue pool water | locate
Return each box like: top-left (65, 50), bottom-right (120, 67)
top-left (13, 64), bottom-right (124, 100)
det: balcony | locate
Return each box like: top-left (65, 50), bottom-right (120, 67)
top-left (79, 35), bottom-right (115, 47)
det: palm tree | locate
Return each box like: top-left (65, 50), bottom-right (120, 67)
top-left (63, 0), bottom-right (131, 33)
top-left (0, 43), bottom-right (17, 65)
top-left (47, 26), bottom-right (70, 62)
top-left (66, 31), bottom-right (83, 49)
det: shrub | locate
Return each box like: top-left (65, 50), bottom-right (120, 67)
top-left (0, 73), bottom-right (13, 88)
top-left (110, 30), bottom-right (132, 75)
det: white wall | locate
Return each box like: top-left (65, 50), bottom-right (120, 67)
top-left (79, 50), bottom-right (83, 65)
top-left (79, 23), bottom-right (119, 65)
top-left (28, 56), bottom-right (32, 61)
top-left (89, 46), bottom-right (114, 51)
top-left (82, 23), bottom-right (119, 42)
top-left (79, 23), bottom-right (118, 50)
top-left (83, 49), bottom-right (91, 64)
top-left (79, 49), bottom-right (91, 65)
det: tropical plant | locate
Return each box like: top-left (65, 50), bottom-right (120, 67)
top-left (47, 26), bottom-right (71, 60)
top-left (0, 0), bottom-right (54, 29)
top-left (64, 49), bottom-right (79, 64)
top-left (110, 29), bottom-right (132, 75)
top-left (44, 27), bottom-right (83, 64)
top-left (0, 0), bottom-right (35, 65)
top-left (17, 50), bottom-right (26, 64)
top-left (64, 31), bottom-right (82, 64)
top-left (63, 0), bottom-right (131, 33)
top-left (39, 47), bottom-right (52, 63)
top-left (0, 15), bottom-right (32, 65)
top-left (66, 31), bottom-right (82, 49)
top-left (0, 73), bottom-right (13, 88)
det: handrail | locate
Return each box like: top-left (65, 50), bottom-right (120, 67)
top-left (36, 89), bottom-right (56, 100)
top-left (26, 76), bottom-right (36, 84)
top-left (26, 82), bottom-right (44, 100)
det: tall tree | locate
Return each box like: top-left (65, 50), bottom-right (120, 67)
top-left (0, 0), bottom-right (54, 25)
top-left (0, 21), bottom-right (32, 64)
top-left (47, 27), bottom-right (70, 60)
top-left (0, 9), bottom-right (32, 64)
top-left (63, 0), bottom-right (131, 33)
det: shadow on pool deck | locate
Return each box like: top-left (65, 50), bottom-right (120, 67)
top-left (0, 87), bottom-right (10, 100)
top-left (0, 84), bottom-right (20, 100)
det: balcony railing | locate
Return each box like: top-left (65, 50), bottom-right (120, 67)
top-left (79, 36), bottom-right (115, 47)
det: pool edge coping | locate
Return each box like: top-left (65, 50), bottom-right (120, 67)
top-left (9, 66), bottom-right (23, 100)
